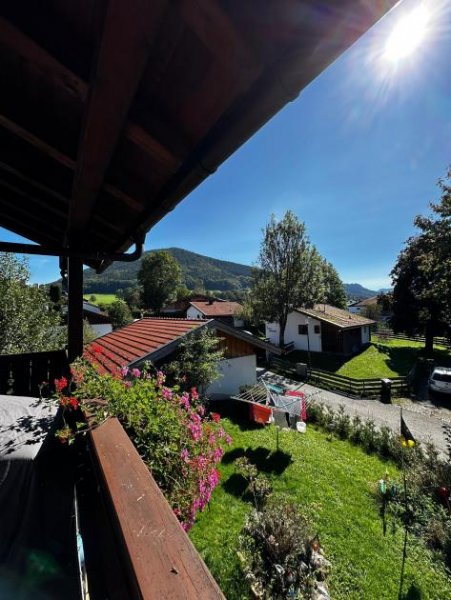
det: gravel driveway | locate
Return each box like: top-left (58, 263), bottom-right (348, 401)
top-left (261, 370), bottom-right (451, 458)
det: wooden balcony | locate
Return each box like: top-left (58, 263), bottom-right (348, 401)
top-left (0, 351), bottom-right (224, 598)
top-left (0, 349), bottom-right (70, 396)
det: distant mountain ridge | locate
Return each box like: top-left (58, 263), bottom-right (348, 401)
top-left (82, 248), bottom-right (254, 294)
top-left (80, 247), bottom-right (377, 299)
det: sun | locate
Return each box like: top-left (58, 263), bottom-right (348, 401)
top-left (384, 4), bottom-right (430, 63)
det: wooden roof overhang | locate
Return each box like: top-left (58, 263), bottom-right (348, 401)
top-left (0, 1), bottom-right (398, 271)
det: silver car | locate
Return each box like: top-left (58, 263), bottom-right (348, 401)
top-left (429, 367), bottom-right (451, 395)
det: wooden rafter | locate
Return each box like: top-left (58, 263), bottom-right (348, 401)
top-left (0, 114), bottom-right (142, 212)
top-left (68, 0), bottom-right (168, 235)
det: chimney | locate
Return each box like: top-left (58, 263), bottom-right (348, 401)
top-left (208, 298), bottom-right (214, 305)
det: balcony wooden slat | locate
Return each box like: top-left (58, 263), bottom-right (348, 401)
top-left (89, 417), bottom-right (224, 600)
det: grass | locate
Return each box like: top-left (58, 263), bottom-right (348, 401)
top-left (285, 337), bottom-right (451, 379)
top-left (190, 418), bottom-right (451, 599)
top-left (83, 293), bottom-right (118, 306)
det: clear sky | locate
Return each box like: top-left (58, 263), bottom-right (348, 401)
top-left (1, 0), bottom-right (451, 289)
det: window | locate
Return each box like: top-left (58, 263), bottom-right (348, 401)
top-left (298, 324), bottom-right (308, 335)
top-left (314, 324), bottom-right (321, 334)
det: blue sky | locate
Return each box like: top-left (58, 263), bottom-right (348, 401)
top-left (2, 0), bottom-right (451, 289)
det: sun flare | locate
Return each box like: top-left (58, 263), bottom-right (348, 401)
top-left (384, 4), bottom-right (430, 63)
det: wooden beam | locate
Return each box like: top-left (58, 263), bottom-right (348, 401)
top-left (68, 257), bottom-right (84, 362)
top-left (68, 0), bottom-right (168, 234)
top-left (0, 17), bottom-right (179, 169)
top-left (0, 115), bottom-right (142, 212)
top-left (0, 160), bottom-right (121, 241)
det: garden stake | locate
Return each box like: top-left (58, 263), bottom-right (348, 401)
top-left (398, 408), bottom-right (415, 600)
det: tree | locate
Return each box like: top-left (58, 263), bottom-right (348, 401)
top-left (123, 286), bottom-right (142, 310)
top-left (251, 211), bottom-right (324, 348)
top-left (138, 251), bottom-right (182, 313)
top-left (0, 253), bottom-right (65, 354)
top-left (390, 169), bottom-right (451, 353)
top-left (321, 260), bottom-right (347, 309)
top-left (107, 300), bottom-right (133, 329)
top-left (165, 328), bottom-right (224, 395)
top-left (49, 283), bottom-right (62, 312)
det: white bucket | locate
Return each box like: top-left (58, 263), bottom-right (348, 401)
top-left (296, 421), bottom-right (307, 434)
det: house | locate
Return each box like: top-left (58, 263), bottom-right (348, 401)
top-left (265, 304), bottom-right (375, 355)
top-left (348, 296), bottom-right (391, 322)
top-left (63, 301), bottom-right (113, 338)
top-left (85, 317), bottom-right (281, 398)
top-left (186, 300), bottom-right (243, 327)
top-left (348, 296), bottom-right (379, 314)
top-left (82, 302), bottom-right (113, 338)
top-left (160, 294), bottom-right (224, 317)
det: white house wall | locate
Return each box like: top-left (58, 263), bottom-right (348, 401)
top-left (265, 312), bottom-right (322, 352)
top-left (186, 306), bottom-right (204, 319)
top-left (207, 354), bottom-right (257, 399)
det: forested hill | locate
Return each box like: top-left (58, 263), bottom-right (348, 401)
top-left (82, 248), bottom-right (254, 293)
top-left (80, 247), bottom-right (378, 299)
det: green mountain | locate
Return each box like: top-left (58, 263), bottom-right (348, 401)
top-left (80, 247), bottom-right (377, 300)
top-left (345, 283), bottom-right (378, 300)
top-left (82, 248), bottom-right (254, 294)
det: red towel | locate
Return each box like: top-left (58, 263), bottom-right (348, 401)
top-left (250, 404), bottom-right (272, 424)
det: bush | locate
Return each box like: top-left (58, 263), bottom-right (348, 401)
top-left (238, 497), bottom-right (330, 599)
top-left (58, 359), bottom-right (232, 530)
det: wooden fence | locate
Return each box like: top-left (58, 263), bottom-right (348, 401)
top-left (270, 357), bottom-right (410, 399)
top-left (375, 331), bottom-right (451, 349)
top-left (0, 350), bottom-right (69, 396)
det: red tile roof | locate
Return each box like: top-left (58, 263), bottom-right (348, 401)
top-left (189, 301), bottom-right (242, 317)
top-left (84, 318), bottom-right (206, 375)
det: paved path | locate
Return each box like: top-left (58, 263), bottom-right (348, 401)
top-left (261, 371), bottom-right (451, 458)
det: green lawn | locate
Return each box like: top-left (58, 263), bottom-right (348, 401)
top-left (83, 293), bottom-right (118, 306)
top-left (190, 419), bottom-right (451, 599)
top-left (285, 337), bottom-right (451, 379)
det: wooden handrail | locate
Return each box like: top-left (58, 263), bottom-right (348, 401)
top-left (89, 417), bottom-right (224, 599)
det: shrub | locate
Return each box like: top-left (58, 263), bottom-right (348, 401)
top-left (55, 359), bottom-right (232, 530)
top-left (335, 405), bottom-right (352, 439)
top-left (238, 497), bottom-right (330, 599)
top-left (235, 457), bottom-right (272, 510)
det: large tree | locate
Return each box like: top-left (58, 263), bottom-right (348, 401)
top-left (390, 169), bottom-right (451, 353)
top-left (252, 211), bottom-right (324, 348)
top-left (138, 250), bottom-right (182, 313)
top-left (0, 253), bottom-right (64, 354)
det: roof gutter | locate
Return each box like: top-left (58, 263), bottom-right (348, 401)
top-left (0, 234), bottom-right (145, 268)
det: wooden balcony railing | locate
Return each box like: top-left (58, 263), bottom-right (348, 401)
top-left (0, 350), bottom-right (70, 396)
top-left (83, 417), bottom-right (224, 599)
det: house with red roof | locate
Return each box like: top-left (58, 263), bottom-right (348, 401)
top-left (186, 300), bottom-right (243, 327)
top-left (85, 317), bottom-right (281, 398)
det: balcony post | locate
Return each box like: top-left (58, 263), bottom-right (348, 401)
top-left (68, 256), bottom-right (84, 362)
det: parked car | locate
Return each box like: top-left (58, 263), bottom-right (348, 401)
top-left (428, 367), bottom-right (451, 395)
